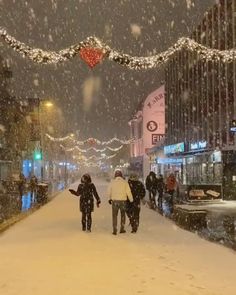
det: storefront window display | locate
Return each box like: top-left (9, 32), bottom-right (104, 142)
top-left (183, 151), bottom-right (222, 185)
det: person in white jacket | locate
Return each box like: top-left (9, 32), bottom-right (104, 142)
top-left (107, 170), bottom-right (133, 235)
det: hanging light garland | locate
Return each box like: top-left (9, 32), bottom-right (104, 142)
top-left (46, 133), bottom-right (133, 145)
top-left (83, 162), bottom-right (100, 168)
top-left (73, 152), bottom-right (118, 162)
top-left (61, 144), bottom-right (124, 153)
top-left (1, 27), bottom-right (235, 70)
top-left (45, 133), bottom-right (74, 142)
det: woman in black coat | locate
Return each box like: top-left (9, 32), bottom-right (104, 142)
top-left (69, 174), bottom-right (101, 232)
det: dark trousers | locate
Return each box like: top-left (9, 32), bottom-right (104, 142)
top-left (112, 201), bottom-right (126, 232)
top-left (157, 190), bottom-right (163, 210)
top-left (148, 190), bottom-right (156, 208)
top-left (81, 211), bottom-right (92, 231)
top-left (129, 205), bottom-right (141, 232)
top-left (167, 190), bottom-right (175, 213)
top-left (18, 185), bottom-right (24, 197)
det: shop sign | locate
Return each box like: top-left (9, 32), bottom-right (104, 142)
top-left (190, 141), bottom-right (207, 151)
top-left (152, 134), bottom-right (165, 145)
top-left (164, 142), bottom-right (185, 155)
top-left (156, 158), bottom-right (183, 165)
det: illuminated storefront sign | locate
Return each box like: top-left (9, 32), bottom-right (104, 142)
top-left (190, 141), bottom-right (207, 151)
top-left (164, 142), bottom-right (185, 155)
top-left (156, 158), bottom-right (183, 165)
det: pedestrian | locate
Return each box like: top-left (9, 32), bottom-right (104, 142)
top-left (156, 174), bottom-right (165, 212)
top-left (107, 170), bottom-right (133, 235)
top-left (69, 173), bottom-right (101, 232)
top-left (145, 171), bottom-right (158, 209)
top-left (127, 173), bottom-right (146, 233)
top-left (165, 173), bottom-right (177, 213)
top-left (18, 172), bottom-right (26, 197)
top-left (29, 174), bottom-right (38, 201)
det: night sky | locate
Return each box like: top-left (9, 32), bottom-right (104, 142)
top-left (0, 0), bottom-right (215, 140)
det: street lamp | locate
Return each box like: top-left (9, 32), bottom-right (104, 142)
top-left (44, 101), bottom-right (54, 108)
top-left (38, 99), bottom-right (54, 181)
top-left (26, 98), bottom-right (54, 181)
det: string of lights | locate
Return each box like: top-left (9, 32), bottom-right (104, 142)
top-left (1, 27), bottom-right (235, 70)
top-left (46, 133), bottom-right (133, 145)
top-left (61, 144), bottom-right (124, 153)
top-left (45, 133), bottom-right (73, 142)
top-left (73, 152), bottom-right (117, 163)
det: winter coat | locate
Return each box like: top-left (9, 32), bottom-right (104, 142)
top-left (156, 177), bottom-right (165, 193)
top-left (18, 174), bottom-right (26, 189)
top-left (107, 177), bottom-right (133, 202)
top-left (71, 183), bottom-right (100, 213)
top-left (166, 175), bottom-right (177, 192)
top-left (128, 179), bottom-right (146, 207)
top-left (145, 173), bottom-right (157, 192)
top-left (30, 176), bottom-right (38, 191)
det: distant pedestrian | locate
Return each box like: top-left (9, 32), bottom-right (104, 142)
top-left (18, 172), bottom-right (26, 197)
top-left (29, 174), bottom-right (38, 200)
top-left (156, 174), bottom-right (165, 212)
top-left (165, 173), bottom-right (177, 213)
top-left (107, 170), bottom-right (133, 235)
top-left (127, 173), bottom-right (146, 233)
top-left (145, 171), bottom-right (158, 209)
top-left (69, 174), bottom-right (101, 232)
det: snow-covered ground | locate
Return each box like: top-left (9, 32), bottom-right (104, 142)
top-left (0, 179), bottom-right (236, 295)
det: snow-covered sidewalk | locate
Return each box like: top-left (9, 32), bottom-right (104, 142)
top-left (0, 179), bottom-right (236, 295)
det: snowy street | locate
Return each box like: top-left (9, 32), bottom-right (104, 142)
top-left (0, 179), bottom-right (236, 295)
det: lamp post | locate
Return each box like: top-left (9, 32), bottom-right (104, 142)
top-left (27, 98), bottom-right (54, 181)
top-left (37, 99), bottom-right (54, 181)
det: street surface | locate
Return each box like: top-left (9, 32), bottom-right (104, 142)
top-left (0, 179), bottom-right (236, 295)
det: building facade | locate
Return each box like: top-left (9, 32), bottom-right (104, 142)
top-left (129, 85), bottom-right (165, 179)
top-left (164, 0), bottom-right (236, 199)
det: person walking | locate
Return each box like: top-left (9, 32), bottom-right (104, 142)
top-left (145, 171), bottom-right (158, 209)
top-left (69, 173), bottom-right (101, 232)
top-left (18, 172), bottom-right (26, 197)
top-left (29, 174), bottom-right (38, 201)
top-left (127, 173), bottom-right (146, 233)
top-left (156, 174), bottom-right (165, 212)
top-left (107, 170), bottom-right (133, 235)
top-left (165, 173), bottom-right (177, 213)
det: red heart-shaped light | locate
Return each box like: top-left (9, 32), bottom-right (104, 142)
top-left (79, 47), bottom-right (105, 68)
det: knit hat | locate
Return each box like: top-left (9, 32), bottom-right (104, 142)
top-left (114, 170), bottom-right (123, 178)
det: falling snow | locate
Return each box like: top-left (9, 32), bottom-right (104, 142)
top-left (130, 23), bottom-right (142, 38)
top-left (0, 0), bottom-right (234, 294)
